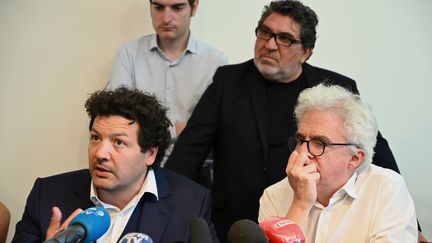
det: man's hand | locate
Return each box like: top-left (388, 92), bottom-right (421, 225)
top-left (45, 206), bottom-right (83, 240)
top-left (286, 151), bottom-right (320, 209)
top-left (284, 151), bottom-right (320, 231)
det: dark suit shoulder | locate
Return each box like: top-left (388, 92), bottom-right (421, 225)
top-left (38, 169), bottom-right (90, 182)
top-left (213, 59), bottom-right (256, 82)
top-left (303, 63), bottom-right (359, 93)
top-left (215, 59), bottom-right (254, 73)
top-left (155, 167), bottom-right (210, 195)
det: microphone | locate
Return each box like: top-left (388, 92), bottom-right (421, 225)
top-left (43, 206), bottom-right (111, 243)
top-left (118, 232), bottom-right (153, 243)
top-left (189, 217), bottom-right (212, 243)
top-left (227, 219), bottom-right (269, 243)
top-left (259, 216), bottom-right (305, 243)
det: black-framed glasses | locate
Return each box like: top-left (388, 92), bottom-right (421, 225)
top-left (287, 137), bottom-right (358, 157)
top-left (255, 26), bottom-right (302, 47)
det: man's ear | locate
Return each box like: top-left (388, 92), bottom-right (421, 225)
top-left (301, 47), bottom-right (313, 64)
top-left (144, 147), bottom-right (158, 166)
top-left (348, 148), bottom-right (365, 170)
top-left (191, 0), bottom-right (199, 17)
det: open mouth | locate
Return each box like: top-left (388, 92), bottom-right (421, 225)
top-left (94, 165), bottom-right (112, 177)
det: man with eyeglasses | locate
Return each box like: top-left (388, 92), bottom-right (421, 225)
top-left (259, 84), bottom-right (418, 242)
top-left (165, 0), bottom-right (411, 241)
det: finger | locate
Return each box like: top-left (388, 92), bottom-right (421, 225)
top-left (46, 206), bottom-right (62, 240)
top-left (301, 163), bottom-right (317, 174)
top-left (288, 151), bottom-right (309, 170)
top-left (311, 171), bottom-right (320, 184)
top-left (49, 206), bottom-right (62, 229)
top-left (61, 208), bottom-right (83, 229)
top-left (286, 151), bottom-right (299, 173)
top-left (296, 152), bottom-right (311, 167)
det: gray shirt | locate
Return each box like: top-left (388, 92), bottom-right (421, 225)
top-left (108, 33), bottom-right (228, 143)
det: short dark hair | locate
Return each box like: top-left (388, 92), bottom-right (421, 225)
top-left (85, 87), bottom-right (171, 166)
top-left (257, 0), bottom-right (318, 49)
top-left (149, 0), bottom-right (196, 7)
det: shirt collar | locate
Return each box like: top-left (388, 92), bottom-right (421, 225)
top-left (335, 171), bottom-right (359, 200)
top-left (149, 32), bottom-right (198, 54)
top-left (90, 168), bottom-right (159, 209)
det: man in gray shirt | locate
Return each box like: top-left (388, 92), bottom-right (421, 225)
top-left (108, 0), bottom-right (228, 163)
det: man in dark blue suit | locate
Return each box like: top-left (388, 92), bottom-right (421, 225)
top-left (12, 87), bottom-right (218, 243)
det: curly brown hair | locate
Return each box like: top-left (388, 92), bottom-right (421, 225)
top-left (85, 87), bottom-right (171, 166)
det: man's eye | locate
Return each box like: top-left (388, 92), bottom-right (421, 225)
top-left (278, 34), bottom-right (294, 43)
top-left (90, 135), bottom-right (99, 141)
top-left (260, 30), bottom-right (272, 37)
top-left (115, 139), bottom-right (126, 146)
top-left (173, 5), bottom-right (185, 11)
top-left (153, 5), bottom-right (163, 11)
top-left (311, 140), bottom-right (326, 148)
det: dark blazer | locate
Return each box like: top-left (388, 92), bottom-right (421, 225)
top-left (12, 167), bottom-right (217, 243)
top-left (165, 59), bottom-right (399, 241)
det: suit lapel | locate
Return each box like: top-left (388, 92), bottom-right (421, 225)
top-left (135, 168), bottom-right (174, 243)
top-left (246, 62), bottom-right (269, 165)
top-left (67, 170), bottom-right (94, 213)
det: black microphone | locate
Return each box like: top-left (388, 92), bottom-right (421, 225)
top-left (118, 232), bottom-right (154, 243)
top-left (227, 219), bottom-right (269, 243)
top-left (189, 217), bottom-right (213, 243)
top-left (43, 207), bottom-right (110, 243)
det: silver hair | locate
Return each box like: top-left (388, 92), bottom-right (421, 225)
top-left (294, 84), bottom-right (378, 167)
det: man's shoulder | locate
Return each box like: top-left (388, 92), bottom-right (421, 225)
top-left (193, 38), bottom-right (224, 54)
top-left (155, 167), bottom-right (209, 194)
top-left (359, 164), bottom-right (405, 189)
top-left (263, 177), bottom-right (291, 195)
top-left (303, 63), bottom-right (357, 88)
top-left (366, 164), bottom-right (404, 182)
top-left (215, 59), bottom-right (255, 75)
top-left (191, 37), bottom-right (228, 63)
top-left (117, 34), bottom-right (155, 51)
top-left (38, 169), bottom-right (90, 183)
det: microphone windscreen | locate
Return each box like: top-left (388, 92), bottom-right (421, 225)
top-left (227, 219), bottom-right (269, 243)
top-left (259, 216), bottom-right (305, 243)
top-left (118, 232), bottom-right (154, 243)
top-left (189, 217), bottom-right (212, 243)
top-left (69, 206), bottom-right (111, 243)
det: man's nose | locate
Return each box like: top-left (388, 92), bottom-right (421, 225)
top-left (94, 141), bottom-right (111, 161)
top-left (264, 35), bottom-right (278, 50)
top-left (297, 141), bottom-right (314, 158)
top-left (162, 8), bottom-right (173, 23)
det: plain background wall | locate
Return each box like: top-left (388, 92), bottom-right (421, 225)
top-left (1, 0), bottom-right (431, 241)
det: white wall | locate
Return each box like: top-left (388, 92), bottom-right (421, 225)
top-left (1, 0), bottom-right (431, 241)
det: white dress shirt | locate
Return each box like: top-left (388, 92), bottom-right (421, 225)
top-left (90, 169), bottom-right (158, 243)
top-left (259, 164), bottom-right (418, 243)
